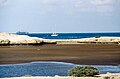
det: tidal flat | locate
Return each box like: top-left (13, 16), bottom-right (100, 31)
top-left (0, 44), bottom-right (120, 65)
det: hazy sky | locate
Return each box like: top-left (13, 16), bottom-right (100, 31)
top-left (0, 0), bottom-right (120, 33)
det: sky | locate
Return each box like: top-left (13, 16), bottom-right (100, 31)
top-left (0, 0), bottom-right (120, 33)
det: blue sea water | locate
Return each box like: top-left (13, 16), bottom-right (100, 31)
top-left (26, 32), bottom-right (120, 39)
top-left (0, 62), bottom-right (120, 78)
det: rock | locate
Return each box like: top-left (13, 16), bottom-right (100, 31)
top-left (0, 32), bottom-right (120, 45)
top-left (0, 39), bottom-right (10, 44)
top-left (76, 37), bottom-right (120, 44)
top-left (0, 32), bottom-right (43, 45)
top-left (98, 73), bottom-right (120, 79)
top-left (42, 39), bottom-right (57, 44)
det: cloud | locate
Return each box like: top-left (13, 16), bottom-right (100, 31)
top-left (1, 0), bottom-right (118, 15)
top-left (40, 0), bottom-right (66, 5)
top-left (74, 1), bottom-right (93, 12)
top-left (96, 5), bottom-right (113, 13)
top-left (38, 0), bottom-right (120, 14)
top-left (0, 0), bottom-right (7, 5)
top-left (91, 0), bottom-right (115, 5)
top-left (74, 0), bottom-right (120, 14)
top-left (41, 0), bottom-right (58, 4)
top-left (0, 0), bottom-right (8, 6)
top-left (90, 0), bottom-right (120, 14)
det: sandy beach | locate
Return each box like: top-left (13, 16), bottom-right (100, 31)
top-left (0, 73), bottom-right (120, 79)
top-left (0, 44), bottom-right (120, 65)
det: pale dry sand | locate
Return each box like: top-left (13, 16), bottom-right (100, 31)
top-left (1, 73), bottom-right (120, 79)
top-left (0, 76), bottom-right (100, 79)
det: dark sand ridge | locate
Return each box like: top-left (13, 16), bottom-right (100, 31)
top-left (0, 44), bottom-right (120, 65)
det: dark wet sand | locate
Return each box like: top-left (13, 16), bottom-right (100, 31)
top-left (0, 44), bottom-right (120, 65)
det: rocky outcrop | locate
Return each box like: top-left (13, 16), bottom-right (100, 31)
top-left (0, 32), bottom-right (120, 45)
top-left (55, 37), bottom-right (120, 44)
top-left (0, 39), bottom-right (10, 44)
top-left (76, 37), bottom-right (120, 44)
top-left (0, 32), bottom-right (43, 45)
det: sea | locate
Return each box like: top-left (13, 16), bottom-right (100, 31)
top-left (26, 32), bottom-right (120, 39)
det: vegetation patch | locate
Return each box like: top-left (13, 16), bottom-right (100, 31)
top-left (68, 66), bottom-right (99, 77)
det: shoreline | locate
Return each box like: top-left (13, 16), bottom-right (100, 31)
top-left (0, 32), bottom-right (120, 45)
top-left (0, 61), bottom-right (119, 66)
top-left (0, 73), bottom-right (120, 79)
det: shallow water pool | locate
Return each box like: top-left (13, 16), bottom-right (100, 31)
top-left (0, 61), bottom-right (120, 78)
